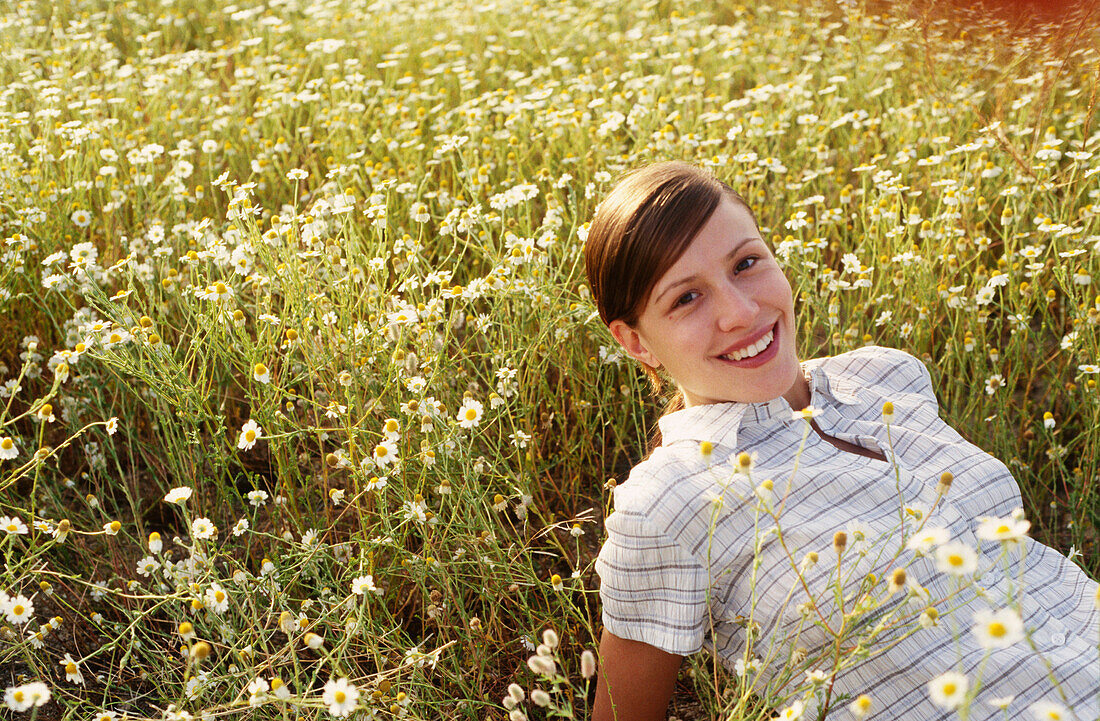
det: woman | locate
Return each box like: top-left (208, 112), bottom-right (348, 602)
top-left (585, 161), bottom-right (1099, 721)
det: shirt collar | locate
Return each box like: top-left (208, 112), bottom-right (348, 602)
top-left (656, 360), bottom-right (862, 447)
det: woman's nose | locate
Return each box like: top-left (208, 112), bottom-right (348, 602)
top-left (715, 284), bottom-right (758, 331)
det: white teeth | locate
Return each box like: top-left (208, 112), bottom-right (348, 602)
top-left (723, 329), bottom-right (773, 361)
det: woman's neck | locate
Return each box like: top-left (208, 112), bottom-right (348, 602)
top-left (782, 370), bottom-right (812, 412)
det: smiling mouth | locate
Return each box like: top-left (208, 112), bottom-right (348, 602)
top-left (719, 324), bottom-right (777, 362)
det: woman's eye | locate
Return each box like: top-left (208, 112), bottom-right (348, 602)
top-left (735, 256), bottom-right (758, 273)
top-left (674, 291), bottom-right (699, 307)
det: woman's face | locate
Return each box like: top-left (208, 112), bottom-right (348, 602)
top-left (609, 197), bottom-right (807, 409)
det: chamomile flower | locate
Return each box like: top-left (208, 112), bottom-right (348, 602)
top-left (4, 595), bottom-right (33, 625)
top-left (247, 677), bottom-right (269, 706)
top-left (456, 398), bottom-right (484, 428)
top-left (270, 677), bottom-right (290, 700)
top-left (253, 363), bottom-right (271, 384)
top-left (1030, 701), bottom-right (1071, 720)
top-left (849, 694), bottom-right (872, 719)
top-left (372, 439), bottom-right (398, 467)
top-left (204, 583), bottom-right (229, 614)
top-left (4, 681), bottom-right (50, 712)
top-left (0, 516), bottom-right (28, 535)
top-left (136, 556), bottom-right (159, 577)
top-left (905, 526), bottom-right (950, 554)
top-left (322, 677), bottom-right (359, 717)
top-left (0, 437), bottom-right (18, 460)
top-left (191, 517), bottom-right (217, 540)
top-left (237, 419), bottom-right (262, 450)
top-left (972, 608), bottom-right (1025, 649)
top-left (164, 486), bottom-right (193, 504)
top-left (61, 654), bottom-right (84, 685)
top-left (927, 671), bottom-right (968, 710)
top-left (934, 541), bottom-right (978, 576)
top-left (774, 701), bottom-right (804, 720)
top-left (975, 515), bottom-right (1030, 543)
top-left (351, 575), bottom-right (381, 595)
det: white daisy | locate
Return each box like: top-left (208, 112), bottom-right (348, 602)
top-left (927, 671), bottom-right (968, 710)
top-left (322, 677), bottom-right (359, 717)
top-left (237, 419), bottom-right (262, 450)
top-left (972, 608), bottom-right (1025, 649)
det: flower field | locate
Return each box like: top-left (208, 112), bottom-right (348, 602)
top-left (0, 0), bottom-right (1098, 718)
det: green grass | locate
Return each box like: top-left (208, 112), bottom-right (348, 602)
top-left (0, 0), bottom-right (1097, 718)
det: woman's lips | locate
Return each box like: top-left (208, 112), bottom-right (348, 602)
top-left (716, 322), bottom-right (780, 368)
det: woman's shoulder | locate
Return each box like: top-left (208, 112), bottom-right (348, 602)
top-left (812, 345), bottom-right (936, 403)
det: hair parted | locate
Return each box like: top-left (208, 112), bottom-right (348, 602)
top-left (584, 160), bottom-right (757, 328)
top-left (584, 161), bottom-right (759, 444)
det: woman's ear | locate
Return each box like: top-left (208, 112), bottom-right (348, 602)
top-left (608, 319), bottom-right (661, 369)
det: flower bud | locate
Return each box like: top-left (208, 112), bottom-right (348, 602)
top-left (833, 531), bottom-right (848, 554)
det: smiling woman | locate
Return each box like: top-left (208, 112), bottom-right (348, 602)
top-left (583, 161), bottom-right (1100, 721)
top-left (607, 197), bottom-right (805, 409)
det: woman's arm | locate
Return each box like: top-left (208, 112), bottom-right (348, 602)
top-left (592, 629), bottom-right (683, 721)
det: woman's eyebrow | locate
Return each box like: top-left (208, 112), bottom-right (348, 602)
top-left (652, 237), bottom-right (760, 306)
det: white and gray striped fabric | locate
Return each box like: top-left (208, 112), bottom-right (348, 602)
top-left (596, 346), bottom-right (1099, 720)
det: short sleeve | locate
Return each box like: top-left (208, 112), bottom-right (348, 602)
top-left (595, 508), bottom-right (709, 656)
top-left (857, 346), bottom-right (938, 405)
top-left (897, 349), bottom-right (937, 404)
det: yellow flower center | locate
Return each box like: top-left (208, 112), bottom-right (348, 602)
top-left (66, 662), bottom-right (77, 674)
top-left (334, 691), bottom-right (346, 703)
top-left (948, 555), bottom-right (962, 566)
top-left (995, 524), bottom-right (1010, 534)
top-left (989, 621), bottom-right (1006, 637)
top-left (464, 409), bottom-right (477, 420)
top-left (245, 430), bottom-right (256, 442)
top-left (1, 439), bottom-right (12, 449)
top-left (943, 682), bottom-right (956, 695)
top-left (13, 604), bottom-right (25, 615)
top-left (215, 591), bottom-right (225, 602)
top-left (215, 282), bottom-right (228, 294)
top-left (375, 445), bottom-right (388, 457)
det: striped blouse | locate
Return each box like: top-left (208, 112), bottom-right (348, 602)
top-left (596, 346), bottom-right (1099, 720)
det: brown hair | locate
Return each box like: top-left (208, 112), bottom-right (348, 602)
top-left (584, 161), bottom-right (757, 442)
